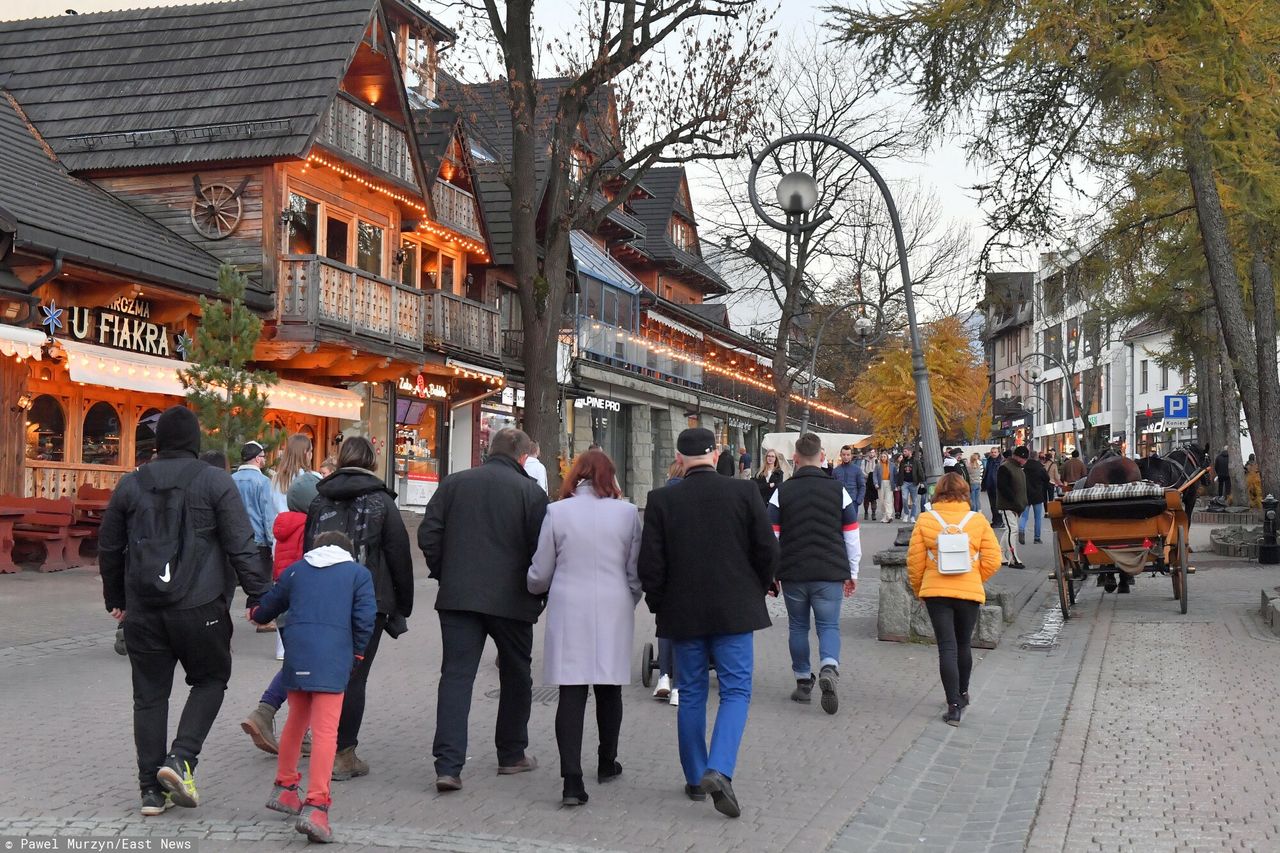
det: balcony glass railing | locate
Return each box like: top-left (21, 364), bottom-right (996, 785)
top-left (577, 320), bottom-right (702, 385)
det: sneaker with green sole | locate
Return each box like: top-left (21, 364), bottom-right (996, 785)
top-left (157, 755), bottom-right (199, 808)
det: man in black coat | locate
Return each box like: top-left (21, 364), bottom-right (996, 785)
top-left (1018, 450), bottom-right (1052, 545)
top-left (996, 448), bottom-right (1029, 568)
top-left (99, 405), bottom-right (271, 815)
top-left (1214, 448), bottom-right (1231, 498)
top-left (982, 447), bottom-right (1003, 527)
top-left (639, 427), bottom-right (778, 819)
top-left (716, 444), bottom-right (737, 476)
top-left (419, 428), bottom-right (549, 790)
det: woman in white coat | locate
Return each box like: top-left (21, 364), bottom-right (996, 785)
top-left (528, 449), bottom-right (642, 807)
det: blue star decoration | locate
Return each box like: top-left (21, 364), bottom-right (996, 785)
top-left (40, 301), bottom-right (64, 334)
top-left (175, 332), bottom-right (193, 360)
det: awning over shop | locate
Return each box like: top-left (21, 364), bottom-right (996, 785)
top-left (646, 311), bottom-right (703, 340)
top-left (55, 339), bottom-right (362, 419)
top-left (446, 357), bottom-right (505, 383)
top-left (0, 324), bottom-right (46, 360)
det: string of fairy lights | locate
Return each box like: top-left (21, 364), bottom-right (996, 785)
top-left (304, 154), bottom-right (489, 260)
top-left (591, 322), bottom-right (855, 421)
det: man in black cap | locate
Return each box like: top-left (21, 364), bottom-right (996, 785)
top-left (98, 405), bottom-right (271, 816)
top-left (639, 427), bottom-right (778, 818)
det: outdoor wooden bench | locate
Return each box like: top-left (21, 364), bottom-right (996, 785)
top-left (3, 497), bottom-right (91, 572)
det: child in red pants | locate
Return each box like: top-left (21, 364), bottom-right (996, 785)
top-left (250, 530), bottom-right (375, 843)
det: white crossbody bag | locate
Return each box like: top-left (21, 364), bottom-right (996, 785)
top-left (928, 510), bottom-right (978, 575)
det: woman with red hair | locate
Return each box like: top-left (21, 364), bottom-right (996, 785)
top-left (527, 449), bottom-right (642, 806)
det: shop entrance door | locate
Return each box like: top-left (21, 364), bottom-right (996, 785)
top-left (592, 406), bottom-right (629, 494)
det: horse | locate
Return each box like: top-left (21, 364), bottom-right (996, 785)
top-left (1083, 446), bottom-right (1142, 487)
top-left (1136, 443), bottom-right (1211, 519)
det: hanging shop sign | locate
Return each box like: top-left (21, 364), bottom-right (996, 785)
top-left (38, 297), bottom-right (182, 357)
top-left (398, 374), bottom-right (448, 399)
top-left (574, 395), bottom-right (621, 412)
top-left (728, 418), bottom-right (756, 431)
top-left (501, 386), bottom-right (526, 408)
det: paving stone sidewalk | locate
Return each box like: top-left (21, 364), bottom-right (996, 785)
top-left (1027, 563), bottom-right (1280, 853)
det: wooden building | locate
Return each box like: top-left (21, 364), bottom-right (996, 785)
top-left (0, 0), bottom-right (504, 505)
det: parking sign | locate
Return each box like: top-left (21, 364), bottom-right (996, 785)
top-left (1165, 394), bottom-right (1189, 429)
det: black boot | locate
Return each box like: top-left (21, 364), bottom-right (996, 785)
top-left (562, 775), bottom-right (588, 806)
top-left (944, 703), bottom-right (963, 726)
top-left (790, 674), bottom-right (815, 703)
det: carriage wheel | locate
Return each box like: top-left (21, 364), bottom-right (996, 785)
top-left (1174, 534), bottom-right (1189, 615)
top-left (640, 642), bottom-right (656, 688)
top-left (1054, 547), bottom-right (1072, 620)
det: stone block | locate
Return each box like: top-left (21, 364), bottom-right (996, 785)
top-left (875, 548), bottom-right (908, 568)
top-left (877, 573), bottom-right (913, 642)
top-left (894, 526), bottom-right (915, 547)
top-left (1270, 601), bottom-right (1280, 638)
top-left (909, 599), bottom-right (935, 640)
top-left (973, 604), bottom-right (1003, 649)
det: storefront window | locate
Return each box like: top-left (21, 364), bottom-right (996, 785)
top-left (134, 408), bottom-right (162, 466)
top-left (286, 193), bottom-right (319, 254)
top-left (357, 221), bottom-right (383, 276)
top-left (325, 215), bottom-right (350, 265)
top-left (395, 397), bottom-right (442, 505)
top-left (591, 405), bottom-right (629, 494)
top-left (25, 394), bottom-right (65, 462)
top-left (83, 401), bottom-right (121, 466)
top-left (479, 405), bottom-right (519, 462)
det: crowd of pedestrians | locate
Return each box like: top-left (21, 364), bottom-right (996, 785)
top-left (100, 406), bottom-right (1033, 841)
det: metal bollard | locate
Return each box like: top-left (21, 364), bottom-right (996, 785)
top-left (1260, 494), bottom-right (1280, 564)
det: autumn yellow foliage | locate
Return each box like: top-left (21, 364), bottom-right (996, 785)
top-left (850, 316), bottom-right (988, 447)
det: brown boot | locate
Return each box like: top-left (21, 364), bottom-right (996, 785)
top-left (331, 746), bottom-right (369, 781)
top-left (240, 703), bottom-right (279, 755)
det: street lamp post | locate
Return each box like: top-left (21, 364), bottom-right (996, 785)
top-left (748, 133), bottom-right (946, 486)
top-left (796, 299), bottom-right (882, 435)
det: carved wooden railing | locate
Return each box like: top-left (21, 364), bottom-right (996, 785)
top-left (424, 290), bottom-right (500, 359)
top-left (279, 256), bottom-right (424, 349)
top-left (432, 180), bottom-right (483, 239)
top-left (25, 462), bottom-right (129, 499)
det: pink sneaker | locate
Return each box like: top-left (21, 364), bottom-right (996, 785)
top-left (296, 803), bottom-right (333, 843)
top-left (265, 783), bottom-right (302, 816)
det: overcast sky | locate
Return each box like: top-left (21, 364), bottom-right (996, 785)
top-left (14, 0), bottom-right (1026, 290)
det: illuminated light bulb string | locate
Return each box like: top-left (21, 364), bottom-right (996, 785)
top-left (305, 155), bottom-right (490, 261)
top-left (592, 323), bottom-right (854, 421)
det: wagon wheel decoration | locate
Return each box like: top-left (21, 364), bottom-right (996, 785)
top-left (190, 175), bottom-right (250, 240)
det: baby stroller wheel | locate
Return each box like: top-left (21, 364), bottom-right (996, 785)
top-left (640, 642), bottom-right (656, 688)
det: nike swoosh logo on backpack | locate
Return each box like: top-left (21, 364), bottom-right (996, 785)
top-left (159, 563), bottom-right (171, 583)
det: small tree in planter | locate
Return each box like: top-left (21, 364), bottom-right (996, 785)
top-left (180, 264), bottom-right (282, 461)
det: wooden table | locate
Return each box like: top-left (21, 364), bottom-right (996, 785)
top-left (0, 507), bottom-right (26, 573)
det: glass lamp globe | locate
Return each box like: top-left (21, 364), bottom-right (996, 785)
top-left (853, 315), bottom-right (873, 338)
top-left (776, 172), bottom-right (818, 216)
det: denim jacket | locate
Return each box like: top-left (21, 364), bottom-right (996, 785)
top-left (232, 465), bottom-right (278, 546)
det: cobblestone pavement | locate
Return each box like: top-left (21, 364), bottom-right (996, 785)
top-left (1027, 562), bottom-right (1280, 853)
top-left (2, 518), bottom-right (1046, 853)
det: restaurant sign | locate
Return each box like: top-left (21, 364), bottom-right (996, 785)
top-left (398, 374), bottom-right (448, 399)
top-left (39, 297), bottom-right (180, 357)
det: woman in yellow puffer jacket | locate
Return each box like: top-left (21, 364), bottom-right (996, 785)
top-left (907, 472), bottom-right (1003, 726)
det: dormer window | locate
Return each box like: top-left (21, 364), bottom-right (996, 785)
top-left (570, 148), bottom-right (590, 184)
top-left (404, 33), bottom-right (438, 101)
top-left (669, 216), bottom-right (696, 252)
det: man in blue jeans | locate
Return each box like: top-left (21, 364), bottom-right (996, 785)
top-left (767, 433), bottom-right (862, 715)
top-left (639, 427), bottom-right (778, 819)
top-left (897, 447), bottom-right (922, 522)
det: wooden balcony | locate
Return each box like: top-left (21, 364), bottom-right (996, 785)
top-left (424, 290), bottom-right (500, 359)
top-left (315, 95), bottom-right (415, 185)
top-left (432, 180), bottom-right (483, 239)
top-left (278, 255), bottom-right (425, 349)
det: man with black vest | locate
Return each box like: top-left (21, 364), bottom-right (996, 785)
top-left (767, 433), bottom-right (861, 715)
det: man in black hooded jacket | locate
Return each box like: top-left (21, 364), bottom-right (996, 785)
top-left (99, 405), bottom-right (271, 815)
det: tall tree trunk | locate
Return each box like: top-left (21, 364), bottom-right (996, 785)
top-left (1215, 318), bottom-right (1249, 507)
top-left (1183, 130), bottom-right (1278, 504)
top-left (1247, 225), bottom-right (1280, 499)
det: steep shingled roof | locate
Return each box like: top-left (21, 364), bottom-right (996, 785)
top-left (0, 0), bottom-right (377, 171)
top-left (0, 94), bottom-right (263, 306)
top-left (630, 166), bottom-right (727, 295)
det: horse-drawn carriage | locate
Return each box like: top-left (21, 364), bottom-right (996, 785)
top-left (1046, 483), bottom-right (1190, 618)
top-left (1047, 443), bottom-right (1210, 619)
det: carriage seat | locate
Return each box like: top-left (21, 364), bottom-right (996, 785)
top-left (1060, 481), bottom-right (1171, 519)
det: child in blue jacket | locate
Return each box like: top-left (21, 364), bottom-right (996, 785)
top-left (250, 530), bottom-right (375, 844)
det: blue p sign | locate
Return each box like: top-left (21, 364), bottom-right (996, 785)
top-left (1165, 395), bottom-right (1188, 418)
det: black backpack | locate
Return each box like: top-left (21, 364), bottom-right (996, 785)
top-left (126, 461), bottom-right (205, 606)
top-left (307, 492), bottom-right (375, 565)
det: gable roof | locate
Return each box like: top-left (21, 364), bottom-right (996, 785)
top-left (0, 0), bottom-right (377, 172)
top-left (0, 93), bottom-right (263, 306)
top-left (630, 166), bottom-right (727, 295)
